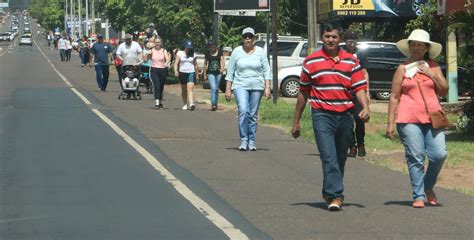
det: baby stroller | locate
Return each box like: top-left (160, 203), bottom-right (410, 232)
top-left (118, 57), bottom-right (142, 100)
top-left (139, 60), bottom-right (153, 94)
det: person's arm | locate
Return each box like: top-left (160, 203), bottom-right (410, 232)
top-left (164, 50), bottom-right (171, 67)
top-left (261, 52), bottom-right (272, 99)
top-left (362, 68), bottom-right (371, 101)
top-left (224, 50), bottom-right (238, 101)
top-left (88, 46), bottom-right (94, 67)
top-left (220, 55), bottom-right (225, 75)
top-left (291, 91), bottom-right (309, 139)
top-left (116, 45), bottom-right (123, 61)
top-left (418, 64), bottom-right (449, 96)
top-left (194, 58), bottom-right (200, 81)
top-left (386, 65), bottom-right (404, 140)
top-left (203, 57), bottom-right (208, 81)
top-left (355, 89), bottom-right (370, 121)
top-left (173, 53), bottom-right (180, 78)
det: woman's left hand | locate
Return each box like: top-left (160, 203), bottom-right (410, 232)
top-left (265, 87), bottom-right (271, 100)
top-left (417, 64), bottom-right (435, 79)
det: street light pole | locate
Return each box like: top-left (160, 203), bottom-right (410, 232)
top-left (78, 0), bottom-right (82, 37)
top-left (64, 0), bottom-right (68, 33)
top-left (271, 0), bottom-right (278, 104)
top-left (70, 0), bottom-right (74, 37)
top-left (91, 0), bottom-right (95, 34)
top-left (85, 0), bottom-right (89, 36)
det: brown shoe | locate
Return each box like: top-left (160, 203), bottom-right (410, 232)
top-left (328, 198), bottom-right (343, 211)
top-left (348, 147), bottom-right (357, 157)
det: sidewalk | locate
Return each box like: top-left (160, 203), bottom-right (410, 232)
top-left (40, 44), bottom-right (473, 240)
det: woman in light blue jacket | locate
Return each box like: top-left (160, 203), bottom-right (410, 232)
top-left (225, 27), bottom-right (271, 151)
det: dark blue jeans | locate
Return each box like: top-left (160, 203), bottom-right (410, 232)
top-left (94, 65), bottom-right (110, 91)
top-left (311, 108), bottom-right (354, 200)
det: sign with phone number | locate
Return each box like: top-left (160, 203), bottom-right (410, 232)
top-left (335, 10), bottom-right (366, 16)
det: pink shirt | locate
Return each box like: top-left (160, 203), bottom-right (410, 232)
top-left (151, 48), bottom-right (167, 68)
top-left (396, 60), bottom-right (442, 124)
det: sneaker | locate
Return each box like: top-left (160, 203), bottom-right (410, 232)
top-left (412, 199), bottom-right (425, 208)
top-left (154, 105), bottom-right (160, 110)
top-left (238, 141), bottom-right (248, 151)
top-left (158, 103), bottom-right (163, 109)
top-left (357, 144), bottom-right (366, 157)
top-left (348, 147), bottom-right (357, 157)
top-left (211, 105), bottom-right (217, 111)
top-left (182, 104), bottom-right (188, 110)
top-left (425, 189), bottom-right (438, 206)
top-left (248, 141), bottom-right (257, 151)
top-left (189, 104), bottom-right (196, 111)
top-left (328, 198), bottom-right (343, 211)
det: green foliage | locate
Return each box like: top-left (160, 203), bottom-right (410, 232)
top-left (29, 0), bottom-right (64, 31)
top-left (219, 22), bottom-right (243, 49)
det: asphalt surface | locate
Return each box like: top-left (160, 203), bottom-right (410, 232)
top-left (1, 19), bottom-right (473, 240)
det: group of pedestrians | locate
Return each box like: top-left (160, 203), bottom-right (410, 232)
top-left (68, 22), bottom-right (449, 211)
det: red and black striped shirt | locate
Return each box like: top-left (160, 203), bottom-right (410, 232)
top-left (299, 48), bottom-right (367, 112)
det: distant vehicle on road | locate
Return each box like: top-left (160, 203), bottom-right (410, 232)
top-left (19, 35), bottom-right (32, 46)
top-left (0, 32), bottom-right (11, 42)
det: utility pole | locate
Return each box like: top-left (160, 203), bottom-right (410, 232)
top-left (78, 0), bottom-right (82, 37)
top-left (307, 0), bottom-right (319, 55)
top-left (91, 0), bottom-right (95, 34)
top-left (64, 0), bottom-right (68, 33)
top-left (85, 0), bottom-right (89, 36)
top-left (271, 0), bottom-right (278, 104)
top-left (70, 0), bottom-right (75, 37)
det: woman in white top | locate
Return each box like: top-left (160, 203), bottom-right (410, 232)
top-left (174, 40), bottom-right (200, 110)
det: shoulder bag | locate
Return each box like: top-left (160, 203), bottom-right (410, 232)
top-left (416, 81), bottom-right (451, 129)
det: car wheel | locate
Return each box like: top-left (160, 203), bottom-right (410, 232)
top-left (373, 91), bottom-right (391, 100)
top-left (281, 77), bottom-right (300, 98)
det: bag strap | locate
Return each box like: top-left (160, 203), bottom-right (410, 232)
top-left (416, 81), bottom-right (430, 114)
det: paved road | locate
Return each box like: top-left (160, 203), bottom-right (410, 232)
top-left (0, 21), bottom-right (268, 239)
top-left (1, 20), bottom-right (473, 240)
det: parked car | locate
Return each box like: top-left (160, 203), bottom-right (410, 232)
top-left (255, 35), bottom-right (308, 69)
top-left (19, 35), bottom-right (32, 46)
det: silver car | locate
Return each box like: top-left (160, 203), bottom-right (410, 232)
top-left (19, 35), bottom-right (32, 46)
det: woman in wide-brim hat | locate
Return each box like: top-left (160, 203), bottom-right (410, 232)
top-left (386, 29), bottom-right (449, 209)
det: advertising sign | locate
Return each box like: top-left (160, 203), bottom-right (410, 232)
top-left (317, 0), bottom-right (429, 21)
top-left (214, 0), bottom-right (270, 12)
top-left (0, 0), bottom-right (9, 8)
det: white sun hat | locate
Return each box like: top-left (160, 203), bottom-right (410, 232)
top-left (396, 29), bottom-right (442, 59)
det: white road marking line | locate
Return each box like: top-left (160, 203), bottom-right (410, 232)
top-left (34, 38), bottom-right (249, 240)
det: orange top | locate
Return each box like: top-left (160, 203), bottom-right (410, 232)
top-left (396, 60), bottom-right (442, 124)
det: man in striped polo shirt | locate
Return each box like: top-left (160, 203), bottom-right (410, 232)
top-left (291, 22), bottom-right (370, 211)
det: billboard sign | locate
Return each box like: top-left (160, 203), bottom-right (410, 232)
top-left (214, 0), bottom-right (270, 12)
top-left (0, 0), bottom-right (8, 8)
top-left (317, 0), bottom-right (429, 21)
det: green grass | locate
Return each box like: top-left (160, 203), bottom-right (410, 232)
top-left (217, 95), bottom-right (474, 170)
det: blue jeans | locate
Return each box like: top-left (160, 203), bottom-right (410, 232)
top-left (207, 73), bottom-right (222, 106)
top-left (94, 65), bottom-right (110, 91)
top-left (59, 49), bottom-right (66, 61)
top-left (397, 123), bottom-right (447, 200)
top-left (233, 89), bottom-right (263, 143)
top-left (311, 109), bottom-right (354, 200)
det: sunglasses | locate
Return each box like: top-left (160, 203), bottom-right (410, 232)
top-left (242, 34), bottom-right (254, 39)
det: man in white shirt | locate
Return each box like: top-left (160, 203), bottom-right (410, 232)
top-left (57, 35), bottom-right (68, 62)
top-left (116, 34), bottom-right (143, 63)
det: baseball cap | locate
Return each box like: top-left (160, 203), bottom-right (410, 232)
top-left (242, 27), bottom-right (255, 36)
top-left (97, 34), bottom-right (103, 38)
top-left (184, 40), bottom-right (193, 49)
top-left (124, 33), bottom-right (132, 39)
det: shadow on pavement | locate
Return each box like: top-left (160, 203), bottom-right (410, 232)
top-left (384, 201), bottom-right (444, 207)
top-left (292, 202), bottom-right (366, 209)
